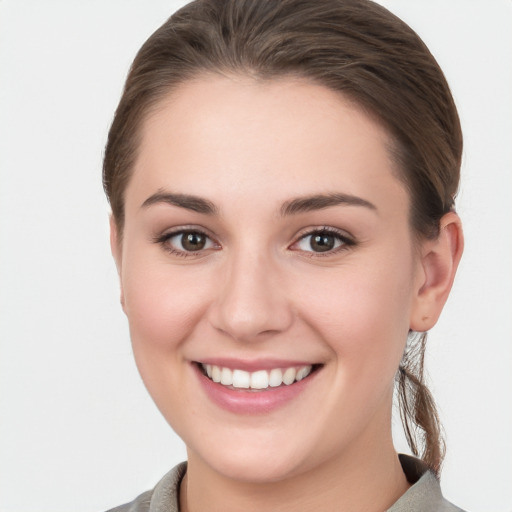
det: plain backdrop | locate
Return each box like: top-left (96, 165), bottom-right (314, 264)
top-left (0, 1), bottom-right (511, 511)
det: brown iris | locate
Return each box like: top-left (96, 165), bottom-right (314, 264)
top-left (310, 233), bottom-right (336, 252)
top-left (181, 232), bottom-right (207, 251)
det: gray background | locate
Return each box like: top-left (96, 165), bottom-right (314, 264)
top-left (0, 1), bottom-right (511, 511)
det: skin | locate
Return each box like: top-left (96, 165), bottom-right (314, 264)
top-left (111, 75), bottom-right (463, 512)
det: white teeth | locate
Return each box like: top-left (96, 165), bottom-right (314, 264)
top-left (282, 367), bottom-right (296, 385)
top-left (269, 368), bottom-right (283, 387)
top-left (250, 370), bottom-right (269, 389)
top-left (211, 365), bottom-right (221, 383)
top-left (296, 366), bottom-right (312, 381)
top-left (232, 369), bottom-right (250, 388)
top-left (220, 367), bottom-right (233, 385)
top-left (202, 364), bottom-right (313, 390)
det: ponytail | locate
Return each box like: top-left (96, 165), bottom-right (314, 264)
top-left (397, 332), bottom-right (445, 476)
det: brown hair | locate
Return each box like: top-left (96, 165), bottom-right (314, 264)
top-left (103, 0), bottom-right (462, 474)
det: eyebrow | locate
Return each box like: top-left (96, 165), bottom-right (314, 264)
top-left (141, 190), bottom-right (377, 216)
top-left (280, 193), bottom-right (377, 216)
top-left (141, 191), bottom-right (218, 215)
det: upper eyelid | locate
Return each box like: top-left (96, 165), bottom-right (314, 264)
top-left (154, 225), bottom-right (218, 241)
top-left (292, 226), bottom-right (355, 242)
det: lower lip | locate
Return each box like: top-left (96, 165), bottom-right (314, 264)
top-left (193, 364), bottom-right (320, 414)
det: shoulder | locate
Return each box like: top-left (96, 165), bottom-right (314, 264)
top-left (394, 471), bottom-right (466, 512)
top-left (104, 462), bottom-right (187, 512)
top-left (389, 455), bottom-right (466, 512)
top-left (105, 490), bottom-right (153, 512)
top-left (106, 457), bottom-right (466, 512)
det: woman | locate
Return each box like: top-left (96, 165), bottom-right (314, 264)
top-left (104, 0), bottom-right (464, 510)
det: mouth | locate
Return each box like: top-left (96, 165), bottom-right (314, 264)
top-left (194, 360), bottom-right (323, 414)
top-left (197, 362), bottom-right (320, 391)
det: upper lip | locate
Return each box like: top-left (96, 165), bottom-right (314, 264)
top-left (195, 358), bottom-right (319, 372)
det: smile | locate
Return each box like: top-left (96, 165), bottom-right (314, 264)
top-left (194, 361), bottom-right (322, 414)
top-left (200, 363), bottom-right (313, 390)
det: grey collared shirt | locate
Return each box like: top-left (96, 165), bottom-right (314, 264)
top-left (106, 455), bottom-right (465, 512)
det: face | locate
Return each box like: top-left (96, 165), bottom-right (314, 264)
top-left (114, 75), bottom-right (426, 483)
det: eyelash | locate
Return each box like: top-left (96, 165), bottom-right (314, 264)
top-left (291, 226), bottom-right (356, 257)
top-left (153, 226), bottom-right (356, 258)
top-left (153, 227), bottom-right (219, 258)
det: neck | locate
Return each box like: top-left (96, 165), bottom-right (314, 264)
top-left (180, 432), bottom-right (409, 512)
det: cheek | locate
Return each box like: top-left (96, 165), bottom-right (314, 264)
top-left (119, 256), bottom-right (214, 425)
top-left (295, 258), bottom-right (415, 377)
top-left (120, 252), bottom-right (212, 354)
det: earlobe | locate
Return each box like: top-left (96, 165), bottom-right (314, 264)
top-left (410, 212), bottom-right (464, 332)
top-left (109, 215), bottom-right (125, 310)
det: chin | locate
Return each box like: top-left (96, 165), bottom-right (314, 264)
top-left (204, 451), bottom-right (307, 484)
top-left (186, 429), bottom-right (316, 484)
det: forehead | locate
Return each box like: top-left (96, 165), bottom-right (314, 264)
top-left (127, 74), bottom-right (407, 216)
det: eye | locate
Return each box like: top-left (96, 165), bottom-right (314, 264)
top-left (292, 228), bottom-right (354, 254)
top-left (156, 229), bottom-right (218, 256)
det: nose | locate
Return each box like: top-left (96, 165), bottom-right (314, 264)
top-left (207, 249), bottom-right (294, 342)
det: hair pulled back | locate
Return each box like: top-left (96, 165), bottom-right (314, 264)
top-left (103, 0), bottom-right (462, 475)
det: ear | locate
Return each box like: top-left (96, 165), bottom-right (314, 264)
top-left (409, 212), bottom-right (464, 332)
top-left (109, 215), bottom-right (125, 310)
